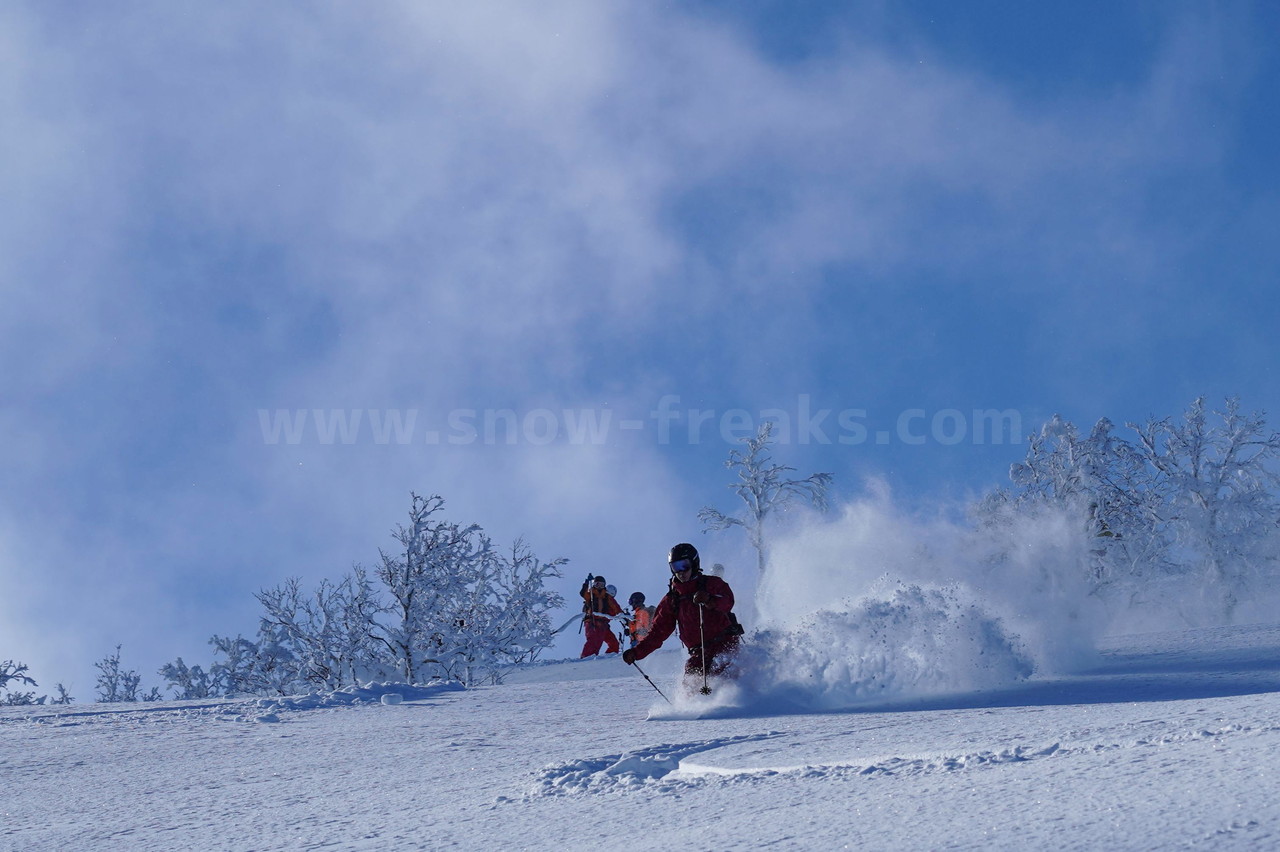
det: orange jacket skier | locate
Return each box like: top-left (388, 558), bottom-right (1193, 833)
top-left (625, 592), bottom-right (654, 648)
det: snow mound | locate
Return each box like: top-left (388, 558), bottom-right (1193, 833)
top-left (256, 680), bottom-right (463, 712)
top-left (735, 583), bottom-right (1034, 713)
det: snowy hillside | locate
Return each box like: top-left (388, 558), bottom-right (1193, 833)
top-left (4, 625), bottom-right (1280, 850)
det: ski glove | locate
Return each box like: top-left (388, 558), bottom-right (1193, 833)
top-left (692, 590), bottom-right (710, 605)
top-left (622, 649), bottom-right (637, 666)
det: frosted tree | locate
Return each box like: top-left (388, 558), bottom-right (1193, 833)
top-left (446, 539), bottom-right (568, 684)
top-left (207, 630), bottom-right (301, 696)
top-left (95, 645), bottom-right (142, 702)
top-left (2, 688), bottom-right (39, 706)
top-left (444, 550), bottom-right (502, 686)
top-left (1129, 397), bottom-right (1280, 619)
top-left (248, 623), bottom-right (306, 694)
top-left (155, 493), bottom-right (568, 694)
top-left (1000, 415), bottom-right (1170, 602)
top-left (207, 634), bottom-right (259, 695)
top-left (256, 567), bottom-right (385, 690)
top-left (253, 578), bottom-right (318, 681)
top-left (372, 493), bottom-right (492, 683)
top-left (158, 658), bottom-right (214, 700)
top-left (988, 397), bottom-right (1280, 622)
top-left (0, 659), bottom-right (35, 691)
top-left (699, 422), bottom-right (833, 575)
top-left (1, 659), bottom-right (38, 705)
top-left (489, 538), bottom-right (567, 667)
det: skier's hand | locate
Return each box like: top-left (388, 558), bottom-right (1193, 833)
top-left (622, 649), bottom-right (637, 666)
top-left (692, 590), bottom-right (710, 605)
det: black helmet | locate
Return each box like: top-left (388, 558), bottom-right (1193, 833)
top-left (668, 542), bottom-right (700, 573)
top-left (592, 575), bottom-right (606, 585)
top-left (629, 591), bottom-right (646, 607)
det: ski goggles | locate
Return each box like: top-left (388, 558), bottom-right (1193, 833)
top-left (669, 559), bottom-right (694, 574)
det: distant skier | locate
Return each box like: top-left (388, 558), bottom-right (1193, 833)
top-left (624, 592), bottom-right (654, 648)
top-left (580, 575), bottom-right (622, 657)
top-left (622, 543), bottom-right (743, 683)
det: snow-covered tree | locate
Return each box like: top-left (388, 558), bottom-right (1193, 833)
top-left (251, 623), bottom-right (306, 694)
top-left (94, 645), bottom-right (143, 703)
top-left (1, 659), bottom-right (35, 691)
top-left (986, 397), bottom-right (1280, 623)
top-left (1, 659), bottom-right (38, 705)
top-left (442, 539), bottom-right (568, 685)
top-left (362, 496), bottom-right (570, 686)
top-left (489, 538), bottom-right (567, 667)
top-left (1128, 397), bottom-right (1280, 619)
top-left (154, 493), bottom-right (567, 695)
top-left (2, 689), bottom-right (39, 706)
top-left (699, 422), bottom-right (833, 575)
top-left (997, 414), bottom-right (1170, 603)
top-left (207, 633), bottom-right (273, 696)
top-left (206, 621), bottom-right (312, 697)
top-left (371, 493), bottom-right (492, 683)
top-left (159, 657), bottom-right (214, 700)
top-left (444, 550), bottom-right (503, 686)
top-left (256, 567), bottom-right (385, 690)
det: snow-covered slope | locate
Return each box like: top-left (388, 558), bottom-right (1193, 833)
top-left (4, 625), bottom-right (1280, 850)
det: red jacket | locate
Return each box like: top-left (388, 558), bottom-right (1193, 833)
top-left (632, 572), bottom-right (735, 661)
top-left (581, 587), bottom-right (621, 627)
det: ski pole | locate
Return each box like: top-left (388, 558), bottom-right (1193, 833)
top-left (696, 601), bottom-right (711, 695)
top-left (632, 659), bottom-right (672, 705)
top-left (580, 574), bottom-right (594, 635)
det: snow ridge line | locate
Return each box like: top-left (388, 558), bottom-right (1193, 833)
top-left (3, 700), bottom-right (255, 725)
top-left (3, 682), bottom-right (464, 726)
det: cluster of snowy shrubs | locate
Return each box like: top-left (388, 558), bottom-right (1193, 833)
top-left (976, 397), bottom-right (1280, 623)
top-left (151, 493), bottom-right (567, 699)
top-left (4, 493), bottom-right (566, 704)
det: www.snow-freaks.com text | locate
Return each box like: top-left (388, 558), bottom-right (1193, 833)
top-left (257, 396), bottom-right (1022, 448)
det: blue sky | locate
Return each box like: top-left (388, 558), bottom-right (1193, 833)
top-left (3, 1), bottom-right (1279, 693)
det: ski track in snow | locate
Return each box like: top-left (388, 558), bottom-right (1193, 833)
top-left (529, 733), bottom-right (785, 796)
top-left (530, 719), bottom-right (1279, 796)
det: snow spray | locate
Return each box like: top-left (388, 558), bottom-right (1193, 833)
top-left (724, 481), bottom-right (1107, 714)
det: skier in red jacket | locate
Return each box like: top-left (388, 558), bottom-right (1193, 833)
top-left (622, 543), bottom-right (742, 681)
top-left (580, 575), bottom-right (622, 657)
